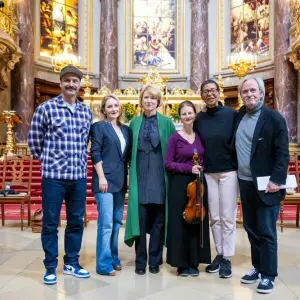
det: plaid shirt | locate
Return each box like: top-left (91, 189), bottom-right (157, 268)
top-left (28, 95), bottom-right (93, 180)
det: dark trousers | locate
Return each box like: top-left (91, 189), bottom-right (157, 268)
top-left (239, 179), bottom-right (280, 279)
top-left (135, 204), bottom-right (165, 269)
top-left (41, 178), bottom-right (87, 269)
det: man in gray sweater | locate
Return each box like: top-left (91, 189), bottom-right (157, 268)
top-left (234, 76), bottom-right (289, 294)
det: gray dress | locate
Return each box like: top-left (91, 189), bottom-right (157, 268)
top-left (137, 114), bottom-right (165, 204)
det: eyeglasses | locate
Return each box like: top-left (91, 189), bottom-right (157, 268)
top-left (202, 88), bottom-right (219, 96)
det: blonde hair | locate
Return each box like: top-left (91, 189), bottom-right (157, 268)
top-left (99, 94), bottom-right (124, 125)
top-left (139, 84), bottom-right (162, 108)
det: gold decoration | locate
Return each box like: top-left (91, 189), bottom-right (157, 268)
top-left (96, 85), bottom-right (111, 96)
top-left (82, 74), bottom-right (92, 96)
top-left (51, 54), bottom-right (81, 73)
top-left (82, 68), bottom-right (209, 122)
top-left (0, 111), bottom-right (22, 158)
top-left (171, 86), bottom-right (184, 95)
top-left (217, 74), bottom-right (226, 104)
top-left (113, 89), bottom-right (122, 95)
top-left (228, 51), bottom-right (257, 79)
top-left (138, 66), bottom-right (168, 91)
top-left (0, 35), bottom-right (22, 90)
top-left (287, 51), bottom-right (300, 70)
top-left (289, 0), bottom-right (300, 38)
top-left (0, 1), bottom-right (16, 38)
top-left (123, 86), bottom-right (137, 95)
top-left (286, 1), bottom-right (300, 71)
top-left (228, 46), bottom-right (257, 108)
top-left (185, 89), bottom-right (195, 96)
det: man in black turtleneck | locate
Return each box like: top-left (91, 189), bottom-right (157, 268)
top-left (234, 76), bottom-right (289, 294)
top-left (194, 79), bottom-right (239, 280)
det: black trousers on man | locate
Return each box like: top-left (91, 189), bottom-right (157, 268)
top-left (135, 204), bottom-right (165, 269)
top-left (239, 179), bottom-right (280, 279)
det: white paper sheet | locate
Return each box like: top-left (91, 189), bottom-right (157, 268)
top-left (257, 175), bottom-right (297, 191)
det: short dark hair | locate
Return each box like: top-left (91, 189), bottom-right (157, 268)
top-left (200, 79), bottom-right (220, 93)
top-left (178, 101), bottom-right (197, 115)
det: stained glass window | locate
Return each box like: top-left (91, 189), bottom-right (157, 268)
top-left (230, 0), bottom-right (270, 57)
top-left (40, 0), bottom-right (79, 57)
top-left (132, 0), bottom-right (177, 70)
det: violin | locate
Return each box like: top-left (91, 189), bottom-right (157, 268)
top-left (183, 152), bottom-right (206, 223)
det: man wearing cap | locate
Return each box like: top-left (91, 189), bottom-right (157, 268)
top-left (28, 66), bottom-right (93, 285)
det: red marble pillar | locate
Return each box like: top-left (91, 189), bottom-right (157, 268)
top-left (99, 0), bottom-right (118, 90)
top-left (11, 0), bottom-right (35, 143)
top-left (190, 0), bottom-right (209, 91)
top-left (274, 2), bottom-right (298, 142)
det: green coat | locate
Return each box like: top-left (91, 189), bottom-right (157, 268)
top-left (124, 113), bottom-right (176, 247)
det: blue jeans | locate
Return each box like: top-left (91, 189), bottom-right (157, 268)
top-left (94, 191), bottom-right (125, 274)
top-left (41, 178), bottom-right (87, 269)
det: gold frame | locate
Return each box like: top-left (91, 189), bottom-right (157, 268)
top-left (218, 0), bottom-right (274, 70)
top-left (124, 0), bottom-right (185, 75)
top-left (34, 0), bottom-right (93, 72)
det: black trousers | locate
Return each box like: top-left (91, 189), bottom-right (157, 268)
top-left (239, 179), bottom-right (280, 279)
top-left (135, 204), bottom-right (165, 269)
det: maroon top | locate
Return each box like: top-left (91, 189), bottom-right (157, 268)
top-left (164, 131), bottom-right (204, 174)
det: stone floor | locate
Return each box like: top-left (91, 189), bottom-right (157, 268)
top-left (0, 221), bottom-right (299, 300)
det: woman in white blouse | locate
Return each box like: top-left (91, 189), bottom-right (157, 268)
top-left (90, 95), bottom-right (132, 276)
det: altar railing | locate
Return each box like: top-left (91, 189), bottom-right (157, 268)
top-left (81, 68), bottom-right (226, 122)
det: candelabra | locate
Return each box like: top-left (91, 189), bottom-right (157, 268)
top-left (228, 47), bottom-right (258, 108)
top-left (0, 111), bottom-right (22, 159)
top-left (51, 53), bottom-right (81, 73)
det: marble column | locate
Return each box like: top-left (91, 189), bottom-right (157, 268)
top-left (11, 0), bottom-right (35, 143)
top-left (274, 3), bottom-right (298, 143)
top-left (99, 0), bottom-right (118, 90)
top-left (190, 0), bottom-right (209, 91)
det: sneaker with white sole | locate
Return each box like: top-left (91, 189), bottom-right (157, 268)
top-left (241, 268), bottom-right (261, 284)
top-left (63, 264), bottom-right (90, 278)
top-left (205, 254), bottom-right (223, 273)
top-left (43, 268), bottom-right (57, 285)
top-left (256, 276), bottom-right (274, 294)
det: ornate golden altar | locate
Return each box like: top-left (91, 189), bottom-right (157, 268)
top-left (82, 67), bottom-right (226, 122)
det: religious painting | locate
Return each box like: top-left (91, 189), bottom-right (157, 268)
top-left (131, 0), bottom-right (178, 71)
top-left (230, 0), bottom-right (270, 58)
top-left (40, 0), bottom-right (79, 57)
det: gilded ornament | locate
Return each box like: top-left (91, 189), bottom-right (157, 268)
top-left (124, 86), bottom-right (137, 95)
top-left (289, 0), bottom-right (300, 38)
top-left (97, 85), bottom-right (111, 96)
top-left (171, 86), bottom-right (184, 95)
top-left (138, 66), bottom-right (168, 92)
top-left (113, 89), bottom-right (122, 95)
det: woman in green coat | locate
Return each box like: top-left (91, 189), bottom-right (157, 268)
top-left (125, 84), bottom-right (175, 275)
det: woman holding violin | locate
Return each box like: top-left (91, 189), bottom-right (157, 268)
top-left (165, 101), bottom-right (211, 276)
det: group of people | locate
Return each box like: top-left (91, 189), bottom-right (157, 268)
top-left (28, 66), bottom-right (289, 295)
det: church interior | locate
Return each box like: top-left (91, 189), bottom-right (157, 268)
top-left (0, 0), bottom-right (300, 299)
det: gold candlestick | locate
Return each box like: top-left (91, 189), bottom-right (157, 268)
top-left (0, 111), bottom-right (22, 158)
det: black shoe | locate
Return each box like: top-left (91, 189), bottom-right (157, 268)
top-left (135, 268), bottom-right (146, 275)
top-left (177, 267), bottom-right (189, 276)
top-left (149, 265), bottom-right (159, 274)
top-left (256, 276), bottom-right (274, 294)
top-left (219, 258), bottom-right (232, 278)
top-left (188, 267), bottom-right (199, 277)
top-left (241, 268), bottom-right (261, 284)
top-left (205, 254), bottom-right (223, 273)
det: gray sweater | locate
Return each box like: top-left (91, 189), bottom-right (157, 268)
top-left (235, 101), bottom-right (264, 181)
